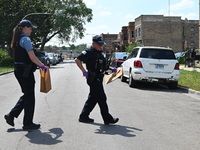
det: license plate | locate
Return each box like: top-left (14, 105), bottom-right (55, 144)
top-left (155, 64), bottom-right (164, 69)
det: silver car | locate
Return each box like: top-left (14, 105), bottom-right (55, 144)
top-left (47, 53), bottom-right (57, 65)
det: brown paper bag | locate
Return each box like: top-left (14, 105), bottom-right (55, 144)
top-left (40, 68), bottom-right (52, 93)
top-left (104, 67), bottom-right (123, 84)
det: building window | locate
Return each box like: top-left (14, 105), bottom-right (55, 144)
top-left (190, 42), bottom-right (195, 47)
top-left (132, 31), bottom-right (134, 39)
top-left (135, 29), bottom-right (137, 37)
top-left (138, 28), bottom-right (141, 36)
top-left (190, 27), bottom-right (195, 32)
top-left (124, 34), bottom-right (128, 40)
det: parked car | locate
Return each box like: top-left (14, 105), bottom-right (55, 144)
top-left (35, 51), bottom-right (50, 67)
top-left (121, 46), bottom-right (180, 89)
top-left (54, 54), bottom-right (59, 64)
top-left (47, 53), bottom-right (57, 65)
top-left (109, 52), bottom-right (129, 67)
top-left (175, 52), bottom-right (185, 59)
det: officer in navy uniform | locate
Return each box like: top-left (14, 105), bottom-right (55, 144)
top-left (75, 35), bottom-right (119, 124)
top-left (4, 20), bottom-right (47, 130)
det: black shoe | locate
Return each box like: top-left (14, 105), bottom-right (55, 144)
top-left (104, 118), bottom-right (119, 125)
top-left (22, 123), bottom-right (40, 130)
top-left (4, 114), bottom-right (14, 127)
top-left (79, 117), bottom-right (94, 123)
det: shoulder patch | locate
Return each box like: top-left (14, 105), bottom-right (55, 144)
top-left (82, 50), bottom-right (87, 55)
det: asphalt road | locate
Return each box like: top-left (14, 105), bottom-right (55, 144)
top-left (0, 60), bottom-right (200, 150)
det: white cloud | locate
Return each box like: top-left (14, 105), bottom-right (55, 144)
top-left (154, 9), bottom-right (166, 15)
top-left (170, 12), bottom-right (198, 20)
top-left (170, 0), bottom-right (195, 11)
top-left (97, 11), bottom-right (111, 17)
top-left (89, 25), bottom-right (109, 31)
top-left (125, 14), bottom-right (135, 20)
top-left (82, 0), bottom-right (96, 6)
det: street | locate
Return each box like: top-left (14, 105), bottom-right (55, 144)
top-left (0, 60), bottom-right (200, 150)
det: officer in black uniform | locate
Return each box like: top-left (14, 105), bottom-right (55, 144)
top-left (4, 20), bottom-right (47, 130)
top-left (75, 35), bottom-right (119, 124)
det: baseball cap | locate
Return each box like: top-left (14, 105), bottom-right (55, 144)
top-left (92, 35), bottom-right (105, 46)
top-left (19, 20), bottom-right (37, 28)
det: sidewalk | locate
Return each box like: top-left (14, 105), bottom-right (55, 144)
top-left (179, 65), bottom-right (200, 72)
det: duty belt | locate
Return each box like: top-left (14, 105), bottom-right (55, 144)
top-left (14, 62), bottom-right (26, 65)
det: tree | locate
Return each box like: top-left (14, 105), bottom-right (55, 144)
top-left (33, 0), bottom-right (93, 51)
top-left (0, 0), bottom-right (93, 55)
top-left (125, 42), bottom-right (142, 53)
top-left (69, 44), bottom-right (76, 50)
top-left (74, 43), bottom-right (87, 54)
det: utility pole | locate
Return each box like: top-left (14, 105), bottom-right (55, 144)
top-left (168, 0), bottom-right (170, 16)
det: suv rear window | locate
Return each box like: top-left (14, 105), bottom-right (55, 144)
top-left (140, 48), bottom-right (176, 59)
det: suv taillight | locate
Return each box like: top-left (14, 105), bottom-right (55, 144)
top-left (174, 63), bottom-right (179, 70)
top-left (114, 59), bottom-right (123, 63)
top-left (134, 60), bottom-right (143, 68)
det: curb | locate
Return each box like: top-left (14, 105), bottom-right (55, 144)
top-left (178, 86), bottom-right (200, 97)
top-left (0, 71), bottom-right (14, 76)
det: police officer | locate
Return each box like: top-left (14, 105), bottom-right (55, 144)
top-left (75, 35), bottom-right (119, 124)
top-left (4, 20), bottom-right (47, 130)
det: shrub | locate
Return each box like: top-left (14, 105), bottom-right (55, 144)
top-left (177, 56), bottom-right (185, 64)
top-left (0, 57), bottom-right (14, 67)
top-left (0, 49), bottom-right (7, 59)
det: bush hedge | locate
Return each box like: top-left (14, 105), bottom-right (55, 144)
top-left (0, 57), bottom-right (14, 67)
top-left (0, 49), bottom-right (14, 67)
top-left (177, 56), bottom-right (185, 64)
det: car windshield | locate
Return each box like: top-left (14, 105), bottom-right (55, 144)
top-left (115, 53), bottom-right (129, 59)
top-left (140, 48), bottom-right (176, 59)
top-left (48, 53), bottom-right (53, 57)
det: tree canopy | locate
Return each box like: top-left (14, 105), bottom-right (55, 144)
top-left (0, 0), bottom-right (93, 52)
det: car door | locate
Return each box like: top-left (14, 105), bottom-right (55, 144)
top-left (122, 48), bottom-right (139, 77)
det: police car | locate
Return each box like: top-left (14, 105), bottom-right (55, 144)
top-left (121, 46), bottom-right (180, 89)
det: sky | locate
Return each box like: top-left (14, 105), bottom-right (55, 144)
top-left (47, 0), bottom-right (199, 46)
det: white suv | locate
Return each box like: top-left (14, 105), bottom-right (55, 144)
top-left (121, 46), bottom-right (180, 89)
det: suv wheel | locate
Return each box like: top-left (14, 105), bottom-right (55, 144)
top-left (121, 74), bottom-right (127, 82)
top-left (129, 72), bottom-right (137, 87)
top-left (168, 81), bottom-right (178, 89)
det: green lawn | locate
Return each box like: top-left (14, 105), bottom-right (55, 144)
top-left (178, 70), bottom-right (200, 91)
top-left (0, 67), bottom-right (14, 74)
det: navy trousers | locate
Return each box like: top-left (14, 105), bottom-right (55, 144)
top-left (80, 74), bottom-right (113, 122)
top-left (10, 66), bottom-right (35, 126)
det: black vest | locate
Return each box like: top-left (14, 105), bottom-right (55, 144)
top-left (86, 48), bottom-right (107, 74)
top-left (14, 36), bottom-right (37, 73)
top-left (14, 36), bottom-right (32, 64)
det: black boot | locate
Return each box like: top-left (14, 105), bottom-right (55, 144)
top-left (4, 114), bottom-right (14, 127)
top-left (104, 118), bottom-right (119, 125)
top-left (22, 123), bottom-right (41, 130)
top-left (79, 117), bottom-right (94, 123)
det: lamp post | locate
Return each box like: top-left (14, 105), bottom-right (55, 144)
top-left (22, 12), bottom-right (50, 20)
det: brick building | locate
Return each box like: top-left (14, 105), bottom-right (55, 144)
top-left (127, 22), bottom-right (135, 45)
top-left (134, 15), bottom-right (199, 52)
top-left (101, 15), bottom-right (199, 54)
top-left (119, 26), bottom-right (129, 51)
top-left (101, 33), bottom-right (118, 55)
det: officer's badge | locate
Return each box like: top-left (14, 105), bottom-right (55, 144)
top-left (82, 50), bottom-right (87, 55)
